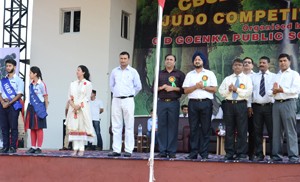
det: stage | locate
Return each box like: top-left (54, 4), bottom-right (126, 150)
top-left (0, 150), bottom-right (300, 182)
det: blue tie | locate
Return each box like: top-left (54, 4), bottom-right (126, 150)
top-left (232, 76), bottom-right (239, 100)
top-left (259, 73), bottom-right (265, 97)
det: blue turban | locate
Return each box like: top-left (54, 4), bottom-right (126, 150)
top-left (192, 51), bottom-right (207, 66)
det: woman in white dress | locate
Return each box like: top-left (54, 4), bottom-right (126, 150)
top-left (65, 65), bottom-right (94, 156)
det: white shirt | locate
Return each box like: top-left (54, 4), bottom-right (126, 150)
top-left (250, 70), bottom-right (275, 105)
top-left (110, 65), bottom-right (142, 97)
top-left (267, 68), bottom-right (300, 100)
top-left (244, 70), bottom-right (255, 77)
top-left (219, 72), bottom-right (252, 100)
top-left (0, 74), bottom-right (24, 99)
top-left (245, 71), bottom-right (255, 107)
top-left (179, 113), bottom-right (188, 118)
top-left (30, 79), bottom-right (48, 102)
top-left (90, 99), bottom-right (104, 121)
top-left (182, 69), bottom-right (218, 99)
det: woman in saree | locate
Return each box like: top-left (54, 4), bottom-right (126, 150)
top-left (65, 65), bottom-right (95, 156)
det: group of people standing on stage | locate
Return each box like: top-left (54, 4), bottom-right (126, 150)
top-left (0, 51), bottom-right (299, 162)
top-left (219, 54), bottom-right (300, 162)
top-left (152, 51), bottom-right (300, 162)
top-left (0, 59), bottom-right (48, 154)
top-left (0, 60), bottom-right (104, 156)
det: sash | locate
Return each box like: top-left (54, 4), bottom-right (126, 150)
top-left (30, 84), bottom-right (48, 119)
top-left (1, 78), bottom-right (23, 110)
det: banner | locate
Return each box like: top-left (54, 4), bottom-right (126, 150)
top-left (0, 48), bottom-right (20, 79)
top-left (133, 0), bottom-right (300, 115)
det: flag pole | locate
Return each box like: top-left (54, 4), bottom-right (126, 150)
top-left (149, 1), bottom-right (165, 182)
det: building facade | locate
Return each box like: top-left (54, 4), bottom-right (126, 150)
top-left (30, 0), bottom-right (137, 149)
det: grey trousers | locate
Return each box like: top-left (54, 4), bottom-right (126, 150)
top-left (272, 99), bottom-right (299, 158)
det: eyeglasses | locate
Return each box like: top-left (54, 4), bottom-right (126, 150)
top-left (243, 61), bottom-right (252, 64)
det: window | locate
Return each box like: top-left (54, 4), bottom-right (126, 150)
top-left (61, 9), bottom-right (81, 33)
top-left (121, 11), bottom-right (130, 39)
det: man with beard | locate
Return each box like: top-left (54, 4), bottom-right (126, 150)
top-left (219, 58), bottom-right (252, 160)
top-left (0, 59), bottom-right (24, 153)
top-left (155, 54), bottom-right (185, 158)
top-left (270, 53), bottom-right (300, 162)
top-left (251, 56), bottom-right (275, 161)
top-left (183, 51), bottom-right (217, 160)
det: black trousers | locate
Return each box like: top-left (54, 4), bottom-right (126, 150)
top-left (0, 105), bottom-right (20, 149)
top-left (248, 114), bottom-right (255, 158)
top-left (222, 101), bottom-right (248, 157)
top-left (188, 99), bottom-right (212, 157)
top-left (157, 100), bottom-right (180, 155)
top-left (252, 103), bottom-right (273, 157)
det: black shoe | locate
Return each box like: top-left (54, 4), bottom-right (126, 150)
top-left (235, 154), bottom-right (248, 160)
top-left (34, 148), bottom-right (42, 154)
top-left (155, 153), bottom-right (167, 158)
top-left (8, 147), bottom-right (16, 154)
top-left (95, 147), bottom-right (102, 151)
top-left (271, 157), bottom-right (283, 162)
top-left (185, 154), bottom-right (198, 160)
top-left (201, 156), bottom-right (209, 160)
top-left (123, 152), bottom-right (132, 157)
top-left (289, 157), bottom-right (299, 163)
top-left (85, 146), bottom-right (93, 151)
top-left (108, 152), bottom-right (121, 157)
top-left (0, 147), bottom-right (9, 153)
top-left (26, 148), bottom-right (36, 154)
top-left (59, 147), bottom-right (69, 151)
top-left (168, 154), bottom-right (176, 158)
top-left (248, 155), bottom-right (254, 161)
top-left (254, 155), bottom-right (264, 162)
top-left (224, 155), bottom-right (234, 160)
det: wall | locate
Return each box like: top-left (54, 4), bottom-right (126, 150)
top-left (30, 0), bottom-right (136, 149)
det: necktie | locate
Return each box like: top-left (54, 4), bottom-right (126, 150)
top-left (232, 76), bottom-right (239, 100)
top-left (259, 73), bottom-right (265, 97)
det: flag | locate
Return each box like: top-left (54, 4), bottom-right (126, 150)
top-left (158, 0), bottom-right (165, 9)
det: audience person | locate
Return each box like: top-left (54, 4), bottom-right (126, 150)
top-left (179, 104), bottom-right (188, 118)
top-left (147, 109), bottom-right (158, 145)
top-left (86, 90), bottom-right (104, 151)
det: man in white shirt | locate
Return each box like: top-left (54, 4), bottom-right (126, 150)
top-left (250, 56), bottom-right (275, 161)
top-left (269, 53), bottom-right (300, 162)
top-left (219, 58), bottom-right (252, 160)
top-left (183, 51), bottom-right (218, 160)
top-left (0, 59), bottom-right (24, 153)
top-left (243, 57), bottom-right (256, 160)
top-left (88, 90), bottom-right (104, 150)
top-left (108, 51), bottom-right (142, 157)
